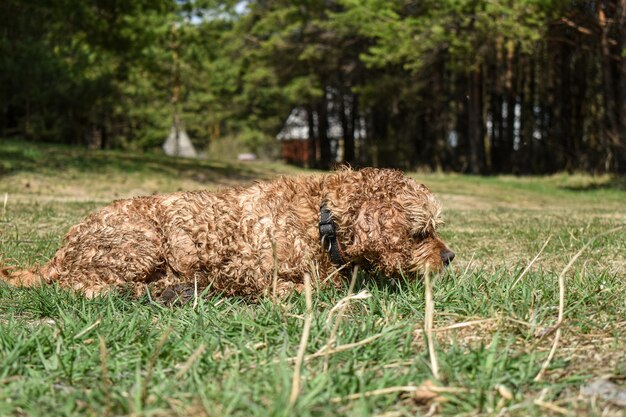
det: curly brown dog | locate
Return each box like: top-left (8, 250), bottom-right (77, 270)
top-left (2, 168), bottom-right (454, 298)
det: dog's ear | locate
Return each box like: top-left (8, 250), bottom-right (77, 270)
top-left (352, 201), bottom-right (408, 249)
top-left (322, 168), bottom-right (407, 248)
top-left (353, 201), bottom-right (380, 248)
top-left (349, 200), bottom-right (415, 276)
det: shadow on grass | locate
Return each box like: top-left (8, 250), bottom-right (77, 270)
top-left (0, 139), bottom-right (287, 185)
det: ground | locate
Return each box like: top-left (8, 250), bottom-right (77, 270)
top-left (0, 140), bottom-right (625, 417)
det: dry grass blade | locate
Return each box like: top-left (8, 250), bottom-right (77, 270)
top-left (271, 239), bottom-right (278, 299)
top-left (141, 327), bottom-right (172, 406)
top-left (327, 290), bottom-right (371, 317)
top-left (289, 272), bottom-right (313, 407)
top-left (2, 193), bottom-right (7, 221)
top-left (73, 318), bottom-right (101, 339)
top-left (534, 226), bottom-right (625, 382)
top-left (321, 263), bottom-right (350, 285)
top-left (460, 252), bottom-right (476, 278)
top-left (424, 269), bottom-right (440, 380)
top-left (0, 376), bottom-right (21, 385)
top-left (330, 383), bottom-right (469, 403)
top-left (331, 386), bottom-right (424, 403)
top-left (414, 315), bottom-right (532, 342)
top-left (511, 235), bottom-right (552, 289)
top-left (310, 332), bottom-right (387, 359)
top-left (251, 331), bottom-right (388, 370)
top-left (175, 344), bottom-right (206, 379)
top-left (327, 268), bottom-right (365, 320)
top-left (533, 399), bottom-right (572, 416)
top-left (99, 336), bottom-right (112, 417)
top-left (323, 266), bottom-right (360, 372)
top-left (433, 318), bottom-right (497, 333)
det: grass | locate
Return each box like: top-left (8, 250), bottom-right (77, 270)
top-left (1, 139), bottom-right (625, 416)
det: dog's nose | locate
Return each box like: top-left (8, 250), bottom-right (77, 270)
top-left (441, 249), bottom-right (455, 265)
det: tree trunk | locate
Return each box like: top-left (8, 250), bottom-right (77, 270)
top-left (572, 53), bottom-right (586, 170)
top-left (318, 91), bottom-right (331, 169)
top-left (351, 93), bottom-right (360, 164)
top-left (503, 41), bottom-right (516, 173)
top-left (545, 38), bottom-right (561, 173)
top-left (598, 4), bottom-right (621, 171)
top-left (369, 102), bottom-right (389, 168)
top-left (519, 56), bottom-right (537, 172)
top-left (340, 93), bottom-right (355, 164)
top-left (306, 105), bottom-right (317, 169)
top-left (433, 55), bottom-right (448, 171)
top-left (617, 0), bottom-right (626, 172)
top-left (454, 73), bottom-right (469, 172)
top-left (468, 68), bottom-right (485, 174)
top-left (490, 64), bottom-right (504, 173)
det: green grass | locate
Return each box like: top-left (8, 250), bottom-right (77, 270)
top-left (1, 140), bottom-right (625, 416)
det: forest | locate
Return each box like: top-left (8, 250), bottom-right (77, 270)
top-left (1, 0), bottom-right (625, 174)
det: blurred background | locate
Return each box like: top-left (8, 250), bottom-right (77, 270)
top-left (1, 0), bottom-right (625, 174)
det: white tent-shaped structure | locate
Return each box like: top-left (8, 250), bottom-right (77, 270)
top-left (162, 125), bottom-right (198, 158)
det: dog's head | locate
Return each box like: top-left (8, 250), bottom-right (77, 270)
top-left (324, 168), bottom-right (454, 276)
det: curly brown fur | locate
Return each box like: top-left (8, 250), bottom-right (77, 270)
top-left (1, 168), bottom-right (454, 298)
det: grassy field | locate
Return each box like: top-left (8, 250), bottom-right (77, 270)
top-left (1, 140), bottom-right (625, 417)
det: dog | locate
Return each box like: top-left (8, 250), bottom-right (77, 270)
top-left (1, 168), bottom-right (454, 299)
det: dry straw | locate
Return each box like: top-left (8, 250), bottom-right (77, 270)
top-left (192, 276), bottom-right (199, 310)
top-left (271, 239), bottom-right (278, 299)
top-left (511, 235), bottom-right (552, 289)
top-left (175, 343), bottom-right (206, 379)
top-left (323, 266), bottom-right (363, 372)
top-left (73, 318), bottom-right (101, 340)
top-left (2, 193), bottom-right (7, 221)
top-left (140, 327), bottom-right (172, 406)
top-left (534, 225), bottom-right (624, 382)
top-left (331, 383), bottom-right (469, 404)
top-left (288, 272), bottom-right (313, 407)
top-left (424, 268), bottom-right (440, 380)
top-left (99, 336), bottom-right (112, 417)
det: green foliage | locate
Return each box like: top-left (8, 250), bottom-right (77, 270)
top-left (2, 0), bottom-right (625, 172)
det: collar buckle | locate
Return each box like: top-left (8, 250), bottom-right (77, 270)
top-left (319, 203), bottom-right (346, 266)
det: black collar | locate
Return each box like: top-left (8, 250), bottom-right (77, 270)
top-left (319, 203), bottom-right (346, 266)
